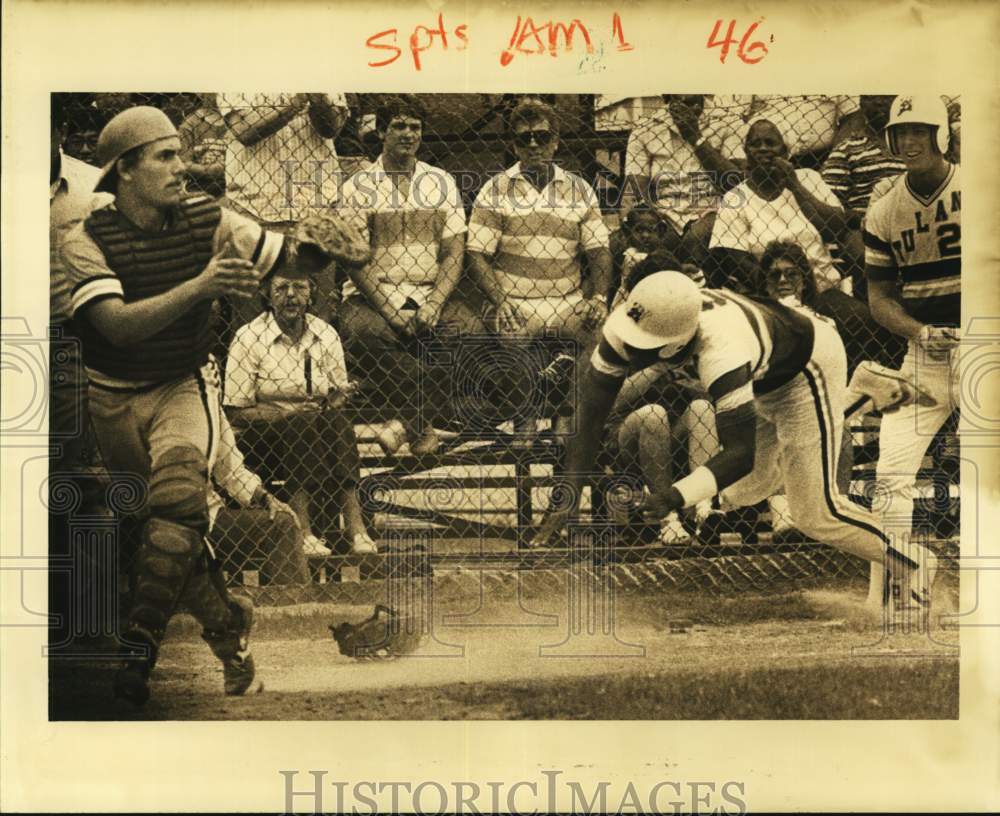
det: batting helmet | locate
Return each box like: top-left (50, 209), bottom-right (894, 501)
top-left (885, 95), bottom-right (950, 156)
top-left (94, 106), bottom-right (179, 194)
top-left (604, 271), bottom-right (702, 354)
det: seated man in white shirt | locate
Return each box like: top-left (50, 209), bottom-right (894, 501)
top-left (225, 258), bottom-right (377, 556)
top-left (338, 95), bottom-right (484, 455)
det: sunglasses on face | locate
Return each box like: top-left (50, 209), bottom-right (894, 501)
top-left (513, 129), bottom-right (554, 148)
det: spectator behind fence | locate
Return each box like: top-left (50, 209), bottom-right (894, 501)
top-left (821, 96), bottom-right (906, 218)
top-left (467, 99), bottom-right (612, 444)
top-left (224, 259), bottom-right (377, 556)
top-left (608, 207), bottom-right (705, 308)
top-left (760, 238), bottom-right (903, 374)
top-left (209, 388), bottom-right (310, 585)
top-left (218, 93), bottom-right (350, 325)
top-left (703, 95), bottom-right (865, 168)
top-left (621, 95), bottom-right (743, 271)
top-left (707, 118), bottom-right (854, 295)
top-left (337, 95), bottom-right (485, 456)
top-left (177, 93), bottom-right (228, 199)
top-left (820, 95), bottom-right (907, 301)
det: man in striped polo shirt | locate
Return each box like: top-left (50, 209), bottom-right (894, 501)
top-left (467, 99), bottom-right (612, 442)
top-left (821, 95), bottom-right (906, 216)
top-left (338, 95), bottom-right (483, 455)
top-left (60, 106), bottom-right (286, 705)
top-left (864, 95), bottom-right (960, 610)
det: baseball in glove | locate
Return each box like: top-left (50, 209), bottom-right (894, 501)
top-left (329, 605), bottom-right (424, 661)
top-left (292, 210), bottom-right (372, 271)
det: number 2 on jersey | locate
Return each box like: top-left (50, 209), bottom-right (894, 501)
top-left (936, 223), bottom-right (960, 257)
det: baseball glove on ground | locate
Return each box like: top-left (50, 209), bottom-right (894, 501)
top-left (329, 605), bottom-right (424, 661)
top-left (293, 211), bottom-right (371, 269)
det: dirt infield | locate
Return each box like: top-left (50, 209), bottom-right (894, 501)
top-left (50, 585), bottom-right (959, 720)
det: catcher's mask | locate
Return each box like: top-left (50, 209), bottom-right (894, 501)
top-left (329, 604), bottom-right (423, 662)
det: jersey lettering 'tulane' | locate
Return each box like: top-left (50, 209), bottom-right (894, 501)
top-left (592, 288), bottom-right (816, 416)
top-left (863, 163), bottom-right (961, 327)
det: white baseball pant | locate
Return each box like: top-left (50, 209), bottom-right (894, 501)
top-left (720, 316), bottom-right (917, 573)
top-left (869, 341), bottom-right (959, 602)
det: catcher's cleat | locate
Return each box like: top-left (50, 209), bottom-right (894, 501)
top-left (201, 595), bottom-right (258, 696)
top-left (224, 595), bottom-right (257, 696)
top-left (113, 659), bottom-right (152, 707)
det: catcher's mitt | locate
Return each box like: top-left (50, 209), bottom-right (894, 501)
top-left (292, 211), bottom-right (372, 270)
top-left (329, 605), bottom-right (424, 661)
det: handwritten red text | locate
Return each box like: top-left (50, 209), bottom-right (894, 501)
top-left (707, 19), bottom-right (769, 64)
top-left (366, 14), bottom-right (468, 70)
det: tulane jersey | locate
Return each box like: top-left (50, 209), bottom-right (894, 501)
top-left (863, 163), bottom-right (961, 327)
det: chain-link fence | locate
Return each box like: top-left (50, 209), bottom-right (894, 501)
top-left (50, 92), bottom-right (961, 614)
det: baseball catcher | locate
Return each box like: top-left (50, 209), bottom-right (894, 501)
top-left (329, 605), bottom-right (424, 661)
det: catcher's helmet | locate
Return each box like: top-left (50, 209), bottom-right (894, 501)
top-left (604, 271), bottom-right (702, 355)
top-left (885, 95), bottom-right (950, 156)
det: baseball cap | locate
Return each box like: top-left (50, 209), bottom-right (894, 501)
top-left (94, 106), bottom-right (179, 193)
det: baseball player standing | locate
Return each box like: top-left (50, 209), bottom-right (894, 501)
top-left (864, 95), bottom-right (960, 608)
top-left (531, 270), bottom-right (939, 615)
top-left (60, 106), bottom-right (286, 705)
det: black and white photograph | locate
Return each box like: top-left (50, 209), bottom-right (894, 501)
top-left (3, 0), bottom-right (998, 813)
top-left (44, 89), bottom-right (964, 721)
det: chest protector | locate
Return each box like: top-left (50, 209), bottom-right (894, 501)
top-left (79, 195), bottom-right (222, 381)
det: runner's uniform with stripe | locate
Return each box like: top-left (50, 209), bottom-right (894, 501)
top-left (592, 287), bottom-right (916, 571)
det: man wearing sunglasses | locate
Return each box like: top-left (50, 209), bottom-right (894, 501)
top-left (467, 99), bottom-right (612, 443)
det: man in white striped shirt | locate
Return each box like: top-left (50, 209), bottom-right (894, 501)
top-left (467, 99), bottom-right (612, 441)
top-left (337, 95), bottom-right (482, 454)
